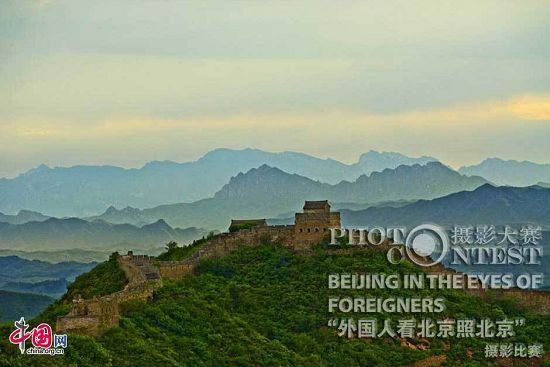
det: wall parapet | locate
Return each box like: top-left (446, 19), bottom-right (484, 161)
top-left (55, 203), bottom-right (550, 336)
top-left (56, 253), bottom-right (161, 335)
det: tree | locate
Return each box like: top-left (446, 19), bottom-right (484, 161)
top-left (165, 241), bottom-right (178, 251)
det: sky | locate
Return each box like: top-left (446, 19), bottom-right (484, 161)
top-left (1, 0), bottom-right (549, 178)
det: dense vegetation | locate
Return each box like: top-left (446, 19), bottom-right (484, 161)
top-left (61, 253), bottom-right (127, 301)
top-left (0, 256), bottom-right (96, 283)
top-left (0, 291), bottom-right (54, 322)
top-left (0, 244), bottom-right (548, 367)
top-left (33, 253), bottom-right (128, 326)
top-left (157, 232), bottom-right (216, 261)
top-left (1, 279), bottom-right (69, 298)
top-left (228, 222), bottom-right (261, 232)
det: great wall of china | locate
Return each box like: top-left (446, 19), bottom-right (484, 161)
top-left (56, 200), bottom-right (334, 335)
top-left (55, 252), bottom-right (162, 335)
top-left (55, 223), bottom-right (296, 335)
top-left (55, 201), bottom-right (550, 335)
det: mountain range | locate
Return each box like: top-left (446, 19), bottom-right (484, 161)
top-left (0, 290), bottom-right (54, 322)
top-left (3, 147), bottom-right (549, 220)
top-left (0, 218), bottom-right (208, 253)
top-left (94, 162), bottom-right (488, 230)
top-left (341, 184), bottom-right (550, 228)
top-left (0, 256), bottom-right (95, 284)
top-left (0, 149), bottom-right (436, 217)
top-left (0, 279), bottom-right (69, 299)
top-left (0, 210), bottom-right (49, 225)
top-left (0, 249), bottom-right (113, 263)
top-left (459, 158), bottom-right (550, 186)
top-left (0, 256), bottom-right (96, 298)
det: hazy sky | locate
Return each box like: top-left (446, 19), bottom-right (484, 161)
top-left (1, 0), bottom-right (549, 177)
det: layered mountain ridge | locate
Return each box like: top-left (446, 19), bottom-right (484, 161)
top-left (93, 162), bottom-right (488, 230)
top-left (0, 148), bottom-right (436, 217)
top-left (0, 218), bottom-right (208, 253)
top-left (342, 183), bottom-right (550, 228)
top-left (459, 158), bottom-right (550, 186)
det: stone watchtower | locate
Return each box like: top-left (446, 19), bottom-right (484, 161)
top-left (294, 200), bottom-right (340, 248)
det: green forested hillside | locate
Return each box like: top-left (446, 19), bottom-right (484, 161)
top-left (36, 253), bottom-right (128, 327)
top-left (0, 291), bottom-right (54, 322)
top-left (0, 245), bottom-right (548, 367)
top-left (0, 278), bottom-right (68, 298)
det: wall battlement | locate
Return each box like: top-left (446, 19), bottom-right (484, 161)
top-left (157, 225), bottom-right (295, 279)
top-left (56, 254), bottom-right (161, 335)
top-left (55, 200), bottom-right (550, 336)
top-left (55, 221), bottom-right (301, 335)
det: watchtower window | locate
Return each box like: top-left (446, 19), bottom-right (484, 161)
top-left (315, 228), bottom-right (319, 232)
top-left (307, 228), bottom-right (311, 233)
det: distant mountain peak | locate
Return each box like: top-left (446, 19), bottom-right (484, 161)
top-left (358, 150), bottom-right (403, 160)
top-left (17, 209), bottom-right (43, 216)
top-left (358, 150), bottom-right (436, 160)
top-left (483, 157), bottom-right (505, 163)
top-left (232, 165), bottom-right (286, 179)
top-left (473, 182), bottom-right (499, 192)
top-left (119, 206), bottom-right (140, 214)
top-left (255, 164), bottom-right (277, 172)
top-left (152, 218), bottom-right (167, 225)
top-left (141, 219), bottom-right (171, 231)
top-left (363, 161), bottom-right (447, 178)
top-left (459, 158), bottom-right (550, 186)
top-left (1, 147), bottom-right (476, 217)
top-left (199, 147), bottom-right (262, 161)
top-left (354, 151), bottom-right (438, 174)
top-left (105, 205), bottom-right (117, 213)
top-left (343, 184), bottom-right (550, 228)
top-left (23, 164), bottom-right (51, 176)
top-left (423, 161), bottom-right (449, 169)
top-left (36, 163), bottom-right (50, 170)
top-left (102, 205), bottom-right (141, 216)
top-left (0, 216), bottom-right (207, 252)
top-left (142, 160), bottom-right (179, 168)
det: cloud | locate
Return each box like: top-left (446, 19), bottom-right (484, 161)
top-left (8, 94), bottom-right (548, 140)
top-left (16, 127), bottom-right (60, 137)
top-left (379, 94), bottom-right (550, 124)
top-left (5, 92), bottom-right (548, 177)
top-left (505, 95), bottom-right (550, 121)
top-left (0, 1), bottom-right (548, 177)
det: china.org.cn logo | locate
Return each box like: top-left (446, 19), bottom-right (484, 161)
top-left (8, 317), bottom-right (67, 355)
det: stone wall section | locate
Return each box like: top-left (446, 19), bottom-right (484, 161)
top-left (56, 224), bottom-right (550, 336)
top-left (55, 226), bottom-right (295, 335)
top-left (56, 254), bottom-right (161, 336)
top-left (158, 225), bottom-right (295, 280)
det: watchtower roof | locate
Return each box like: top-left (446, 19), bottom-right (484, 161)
top-left (303, 200), bottom-right (330, 210)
